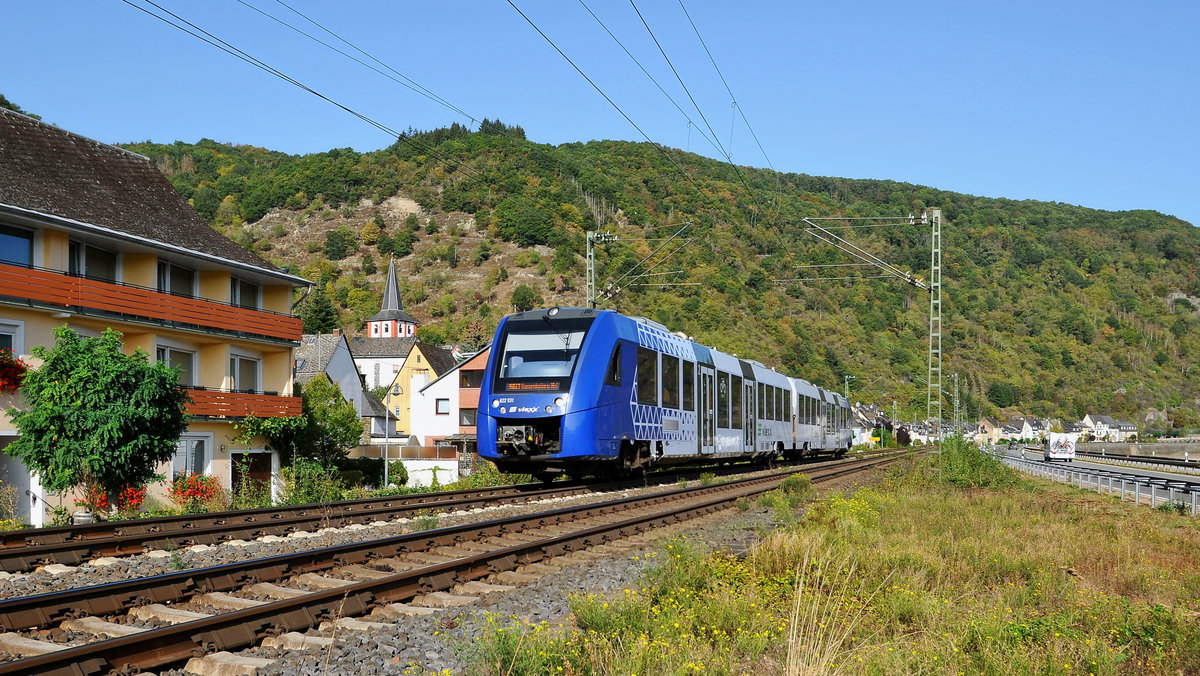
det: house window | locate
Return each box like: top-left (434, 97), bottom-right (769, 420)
top-left (436, 398), bottom-right (450, 415)
top-left (171, 436), bottom-right (207, 478)
top-left (372, 324), bottom-right (380, 337)
top-left (460, 370), bottom-right (484, 388)
top-left (393, 406), bottom-right (400, 416)
top-left (70, 242), bottom-right (118, 282)
top-left (459, 408), bottom-right (477, 426)
top-left (0, 225), bottom-right (33, 267)
top-left (158, 261), bottom-right (196, 297)
top-left (230, 277), bottom-right (260, 308)
top-left (156, 346), bottom-right (196, 387)
top-left (229, 354), bottom-right (261, 392)
top-left (0, 319), bottom-right (23, 354)
top-left (383, 323), bottom-right (391, 336)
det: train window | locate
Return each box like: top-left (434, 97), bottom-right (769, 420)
top-left (757, 383), bottom-right (764, 419)
top-left (717, 372), bottom-right (729, 428)
top-left (784, 390), bottom-right (791, 421)
top-left (765, 386), bottom-right (774, 421)
top-left (661, 355), bottom-right (680, 409)
top-left (776, 388), bottom-right (783, 422)
top-left (681, 361), bottom-right (694, 411)
top-left (730, 375), bottom-right (742, 429)
top-left (636, 347), bottom-right (658, 405)
top-left (606, 344), bottom-right (622, 386)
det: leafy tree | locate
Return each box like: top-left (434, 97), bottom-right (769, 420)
top-left (0, 94), bottom-right (40, 119)
top-left (511, 284), bottom-right (543, 312)
top-left (986, 382), bottom-right (1017, 408)
top-left (323, 226), bottom-right (358, 260)
top-left (301, 287), bottom-right (339, 333)
top-left (392, 230), bottom-right (418, 257)
top-left (360, 221), bottom-right (381, 245)
top-left (4, 327), bottom-right (190, 511)
top-left (361, 253), bottom-right (377, 275)
top-left (377, 233), bottom-right (395, 255)
top-left (296, 377), bottom-right (363, 468)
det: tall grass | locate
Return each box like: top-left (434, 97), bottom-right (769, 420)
top-left (468, 441), bottom-right (1200, 674)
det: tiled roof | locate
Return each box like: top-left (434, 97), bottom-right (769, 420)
top-left (419, 343), bottom-right (459, 377)
top-left (0, 108), bottom-right (292, 279)
top-left (349, 336), bottom-right (417, 358)
top-left (295, 334), bottom-right (343, 382)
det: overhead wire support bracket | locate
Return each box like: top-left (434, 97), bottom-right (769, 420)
top-left (799, 215), bottom-right (930, 291)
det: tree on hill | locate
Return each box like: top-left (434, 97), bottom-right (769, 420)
top-left (301, 287), bottom-right (339, 334)
top-left (0, 94), bottom-right (40, 119)
top-left (4, 327), bottom-right (189, 514)
top-left (511, 284), bottom-right (543, 312)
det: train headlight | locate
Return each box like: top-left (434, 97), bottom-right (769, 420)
top-left (492, 399), bottom-right (500, 408)
top-left (545, 405), bottom-right (552, 413)
top-left (554, 397), bottom-right (564, 408)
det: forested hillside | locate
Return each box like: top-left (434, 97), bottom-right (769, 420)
top-left (122, 122), bottom-right (1200, 434)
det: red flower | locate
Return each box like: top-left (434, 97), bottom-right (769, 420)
top-left (0, 349), bottom-right (27, 393)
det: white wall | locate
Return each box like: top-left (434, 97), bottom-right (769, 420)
top-left (353, 356), bottom-right (404, 390)
top-left (410, 371), bottom-right (459, 446)
top-left (400, 459), bottom-right (459, 488)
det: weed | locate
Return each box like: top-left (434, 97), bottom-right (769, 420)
top-left (699, 472), bottom-right (717, 486)
top-left (1155, 500), bottom-right (1190, 516)
top-left (412, 510), bottom-right (439, 531)
top-left (676, 478), bottom-right (689, 490)
top-left (734, 496), bottom-right (750, 511)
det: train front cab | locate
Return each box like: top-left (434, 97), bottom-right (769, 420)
top-left (477, 307), bottom-right (630, 478)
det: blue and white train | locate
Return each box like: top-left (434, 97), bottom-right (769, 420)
top-left (477, 307), bottom-right (852, 479)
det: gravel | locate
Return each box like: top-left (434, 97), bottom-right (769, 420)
top-left (2, 462), bottom-right (879, 675)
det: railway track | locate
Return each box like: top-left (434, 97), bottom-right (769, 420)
top-left (0, 452), bottom-right (905, 675)
top-left (0, 460), bottom-right (814, 573)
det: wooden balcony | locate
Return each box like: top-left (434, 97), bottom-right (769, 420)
top-left (0, 262), bottom-right (301, 342)
top-left (186, 388), bottom-right (302, 418)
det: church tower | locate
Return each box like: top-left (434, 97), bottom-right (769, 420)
top-left (366, 256), bottom-right (418, 338)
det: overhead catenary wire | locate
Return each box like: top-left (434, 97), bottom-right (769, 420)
top-left (120, 0), bottom-right (486, 183)
top-left (577, 0), bottom-right (722, 158)
top-left (238, 0), bottom-right (477, 125)
top-left (507, 0), bottom-right (727, 302)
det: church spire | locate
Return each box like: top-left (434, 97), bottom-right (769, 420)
top-left (380, 255), bottom-right (403, 313)
top-left (366, 255), bottom-right (418, 338)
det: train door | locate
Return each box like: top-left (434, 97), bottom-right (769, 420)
top-left (698, 365), bottom-right (715, 454)
top-left (744, 381), bottom-right (756, 451)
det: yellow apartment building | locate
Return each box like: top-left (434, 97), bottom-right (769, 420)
top-left (0, 108), bottom-right (308, 525)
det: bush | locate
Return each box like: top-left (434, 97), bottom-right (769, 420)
top-left (936, 437), bottom-right (1018, 488)
top-left (279, 459), bottom-right (343, 505)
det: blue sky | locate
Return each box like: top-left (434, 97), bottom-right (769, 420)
top-left (4, 1), bottom-right (1197, 226)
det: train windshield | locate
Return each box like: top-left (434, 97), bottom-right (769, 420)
top-left (494, 316), bottom-right (596, 393)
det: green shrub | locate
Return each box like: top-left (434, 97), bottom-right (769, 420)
top-left (279, 459), bottom-right (343, 505)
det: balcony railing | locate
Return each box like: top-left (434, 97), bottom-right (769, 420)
top-left (186, 387), bottom-right (302, 418)
top-left (0, 262), bottom-right (301, 342)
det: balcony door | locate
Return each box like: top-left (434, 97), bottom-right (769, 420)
top-left (229, 354), bottom-right (261, 393)
top-left (69, 241), bottom-right (118, 282)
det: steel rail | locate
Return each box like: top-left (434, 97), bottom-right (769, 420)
top-left (0, 454), bottom-right (905, 675)
top-left (0, 460), bottom-right (796, 572)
